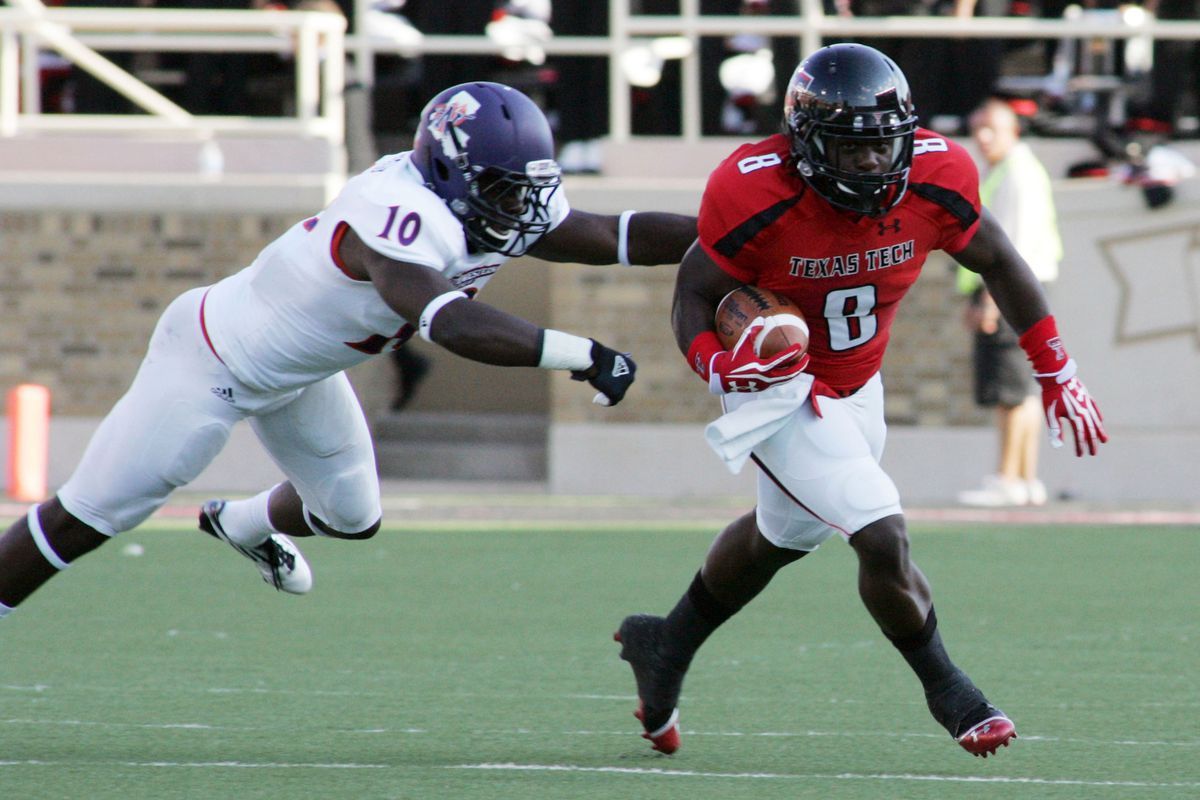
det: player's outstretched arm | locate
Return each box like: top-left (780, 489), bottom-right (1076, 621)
top-left (528, 209), bottom-right (697, 266)
top-left (952, 209), bottom-right (1107, 456)
top-left (343, 224), bottom-right (637, 406)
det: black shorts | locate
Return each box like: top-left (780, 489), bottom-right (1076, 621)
top-left (972, 320), bottom-right (1034, 408)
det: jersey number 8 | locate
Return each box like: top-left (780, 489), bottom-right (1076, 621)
top-left (823, 285), bottom-right (878, 351)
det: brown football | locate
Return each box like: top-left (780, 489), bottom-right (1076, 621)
top-left (714, 285), bottom-right (809, 359)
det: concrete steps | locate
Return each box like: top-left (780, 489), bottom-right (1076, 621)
top-left (371, 412), bottom-right (547, 482)
top-left (0, 132), bottom-right (343, 211)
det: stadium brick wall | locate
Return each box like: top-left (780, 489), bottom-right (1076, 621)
top-left (0, 210), bottom-right (985, 427)
top-left (546, 258), bottom-right (984, 427)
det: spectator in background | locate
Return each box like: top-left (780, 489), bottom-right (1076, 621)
top-left (377, 0), bottom-right (494, 142)
top-left (66, 0), bottom-right (159, 114)
top-left (838, 0), bottom-right (1002, 134)
top-left (181, 0), bottom-right (332, 118)
top-left (700, 0), bottom-right (799, 136)
top-left (552, 2), bottom-right (609, 173)
top-left (957, 98), bottom-right (1062, 507)
top-left (626, 0), bottom-right (684, 135)
top-left (66, 0), bottom-right (349, 117)
top-left (1126, 0), bottom-right (1200, 140)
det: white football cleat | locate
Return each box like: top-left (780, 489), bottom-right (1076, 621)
top-left (199, 500), bottom-right (312, 594)
top-left (957, 475), bottom-right (1030, 507)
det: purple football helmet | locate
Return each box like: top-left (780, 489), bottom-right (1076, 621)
top-left (411, 82), bottom-right (562, 256)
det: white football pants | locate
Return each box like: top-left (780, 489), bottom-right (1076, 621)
top-left (58, 287), bottom-right (382, 536)
top-left (752, 373), bottom-right (903, 551)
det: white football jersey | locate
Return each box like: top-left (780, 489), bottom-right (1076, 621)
top-left (202, 152), bottom-right (571, 392)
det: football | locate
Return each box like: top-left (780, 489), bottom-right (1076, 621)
top-left (714, 285), bottom-right (809, 359)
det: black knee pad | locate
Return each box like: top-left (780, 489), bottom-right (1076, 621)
top-left (303, 508), bottom-right (380, 540)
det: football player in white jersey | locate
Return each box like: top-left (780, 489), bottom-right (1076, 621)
top-left (0, 82), bottom-right (697, 616)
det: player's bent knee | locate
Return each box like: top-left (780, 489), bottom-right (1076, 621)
top-left (303, 508), bottom-right (381, 540)
top-left (850, 515), bottom-right (910, 568)
top-left (302, 465), bottom-right (382, 537)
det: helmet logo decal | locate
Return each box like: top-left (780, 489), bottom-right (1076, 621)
top-left (427, 90), bottom-right (482, 159)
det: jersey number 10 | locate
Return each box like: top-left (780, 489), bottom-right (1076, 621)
top-left (377, 205), bottom-right (422, 246)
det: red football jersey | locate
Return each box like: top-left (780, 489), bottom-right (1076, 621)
top-left (698, 129), bottom-right (981, 394)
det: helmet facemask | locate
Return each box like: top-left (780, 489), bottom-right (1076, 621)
top-left (783, 44), bottom-right (919, 218)
top-left (791, 110), bottom-right (915, 217)
top-left (459, 159), bottom-right (561, 256)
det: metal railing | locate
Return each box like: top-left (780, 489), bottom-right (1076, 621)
top-left (0, 0), bottom-right (345, 140)
top-left (5, 0), bottom-right (1200, 145)
top-left (350, 0), bottom-right (1200, 142)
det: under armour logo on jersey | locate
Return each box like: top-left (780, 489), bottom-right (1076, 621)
top-left (611, 355), bottom-right (631, 378)
top-left (878, 219), bottom-right (901, 236)
top-left (211, 386), bottom-right (235, 403)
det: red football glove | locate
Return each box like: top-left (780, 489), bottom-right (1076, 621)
top-left (687, 323), bottom-right (808, 395)
top-left (1019, 316), bottom-right (1108, 457)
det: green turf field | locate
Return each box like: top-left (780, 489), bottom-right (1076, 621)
top-left (2, 518), bottom-right (1197, 799)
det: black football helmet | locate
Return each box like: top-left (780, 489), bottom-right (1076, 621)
top-left (411, 81), bottom-right (562, 256)
top-left (783, 44), bottom-right (918, 217)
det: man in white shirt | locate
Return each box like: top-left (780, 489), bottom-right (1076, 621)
top-left (957, 97), bottom-right (1063, 507)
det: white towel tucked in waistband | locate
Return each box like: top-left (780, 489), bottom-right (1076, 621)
top-left (704, 375), bottom-right (813, 474)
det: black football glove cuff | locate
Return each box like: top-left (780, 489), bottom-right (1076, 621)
top-left (571, 339), bottom-right (637, 406)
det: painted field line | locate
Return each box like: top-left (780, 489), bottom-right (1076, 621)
top-left (451, 762), bottom-right (1200, 789)
top-left (473, 726), bottom-right (1200, 749)
top-left (1, 758), bottom-right (1195, 788)
top-left (10, 715), bottom-right (1188, 752)
top-left (0, 716), bottom-right (427, 736)
top-left (0, 759), bottom-right (387, 769)
top-left (2, 503), bottom-right (1197, 529)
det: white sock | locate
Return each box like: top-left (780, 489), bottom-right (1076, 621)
top-left (0, 600), bottom-right (13, 619)
top-left (215, 486), bottom-right (279, 547)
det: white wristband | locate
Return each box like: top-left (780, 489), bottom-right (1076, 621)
top-left (538, 329), bottom-right (594, 371)
top-left (418, 290), bottom-right (468, 343)
top-left (1034, 356), bottom-right (1077, 383)
top-left (617, 210), bottom-right (636, 267)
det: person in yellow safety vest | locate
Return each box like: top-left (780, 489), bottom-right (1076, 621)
top-left (957, 97), bottom-right (1063, 507)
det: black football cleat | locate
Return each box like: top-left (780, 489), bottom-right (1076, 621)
top-left (924, 672), bottom-right (1017, 758)
top-left (614, 614), bottom-right (684, 754)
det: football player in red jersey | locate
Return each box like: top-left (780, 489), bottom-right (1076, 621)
top-left (615, 44), bottom-right (1106, 758)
